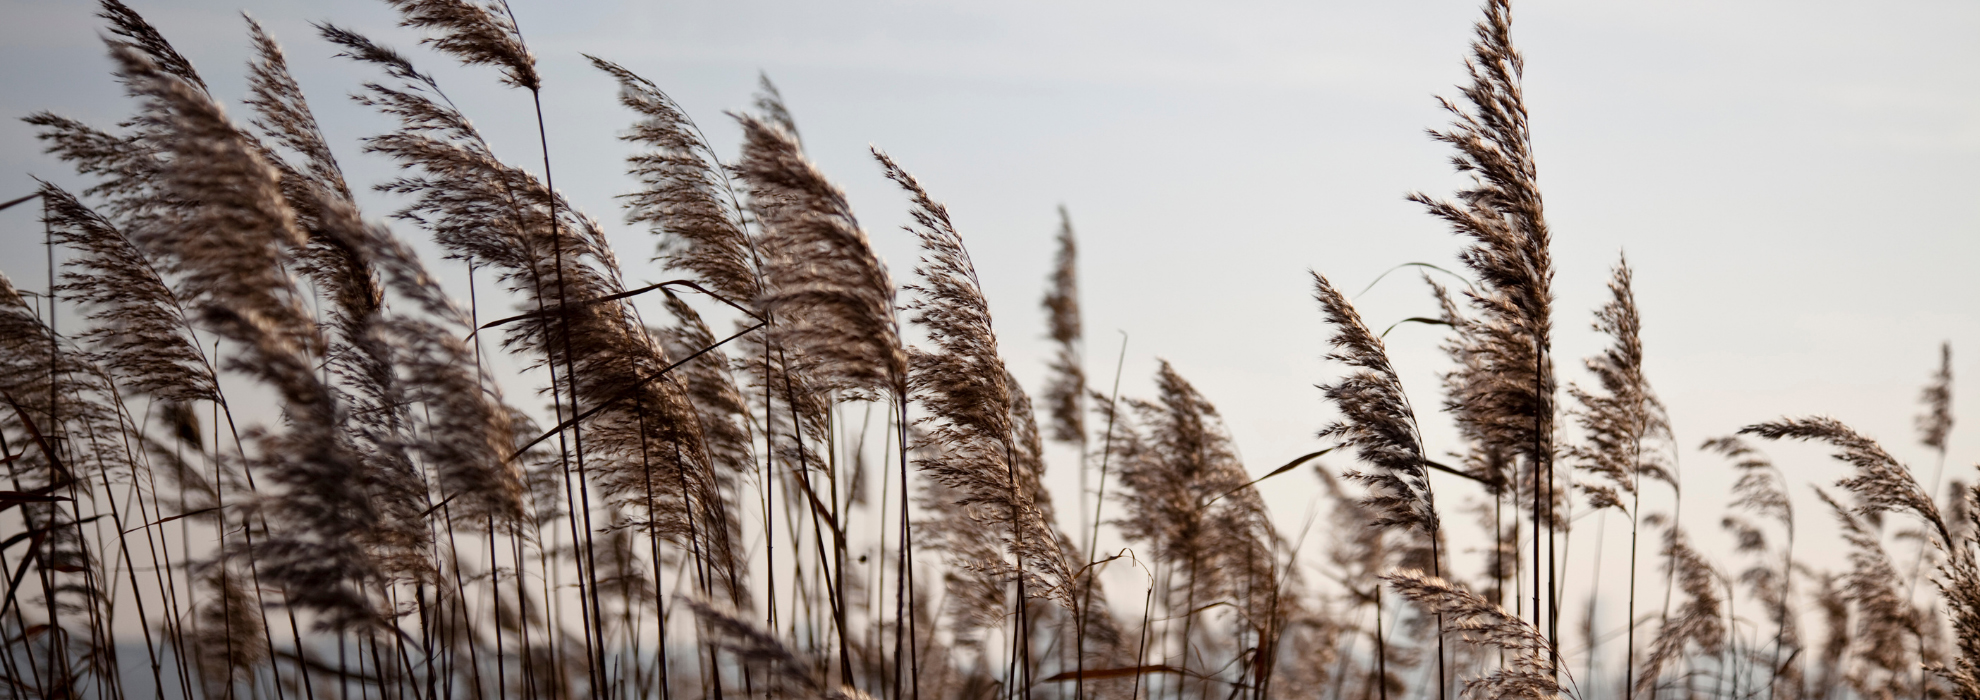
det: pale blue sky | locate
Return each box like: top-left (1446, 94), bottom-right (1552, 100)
top-left (3, 0), bottom-right (1977, 640)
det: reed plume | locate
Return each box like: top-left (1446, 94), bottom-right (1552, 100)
top-left (1312, 271), bottom-right (1437, 534)
top-left (1564, 258), bottom-right (1670, 697)
top-left (1705, 436), bottom-right (1799, 700)
top-left (879, 150), bottom-right (1074, 700)
top-left (1383, 570), bottom-right (1571, 700)
top-left (737, 119), bottom-right (905, 398)
top-left (36, 182), bottom-right (215, 406)
top-left (591, 57), bottom-right (761, 307)
top-left (104, 41), bottom-right (392, 632)
top-left (1744, 417), bottom-right (1980, 698)
top-left (383, 0), bottom-right (539, 90)
top-left (1815, 487), bottom-right (1924, 699)
top-left (1043, 207), bottom-right (1085, 449)
top-left (1108, 360), bottom-right (1278, 692)
top-left (1918, 343), bottom-right (1952, 456)
top-left (1633, 519), bottom-right (1725, 700)
top-left (1411, 0), bottom-right (1561, 651)
top-left (686, 597), bottom-right (874, 700)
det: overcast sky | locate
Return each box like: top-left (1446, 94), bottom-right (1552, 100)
top-left (3, 0), bottom-right (1977, 610)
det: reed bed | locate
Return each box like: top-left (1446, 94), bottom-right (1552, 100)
top-left (0, 1), bottom-right (1972, 699)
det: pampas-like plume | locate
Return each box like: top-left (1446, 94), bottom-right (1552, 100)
top-left (38, 182), bottom-right (216, 405)
top-left (1108, 361), bottom-right (1279, 687)
top-left (880, 149), bottom-right (1072, 604)
top-left (108, 42), bottom-right (382, 628)
top-left (383, 0), bottom-right (539, 90)
top-left (110, 48), bottom-right (312, 343)
top-left (685, 597), bottom-right (874, 700)
top-left (99, 0), bottom-right (206, 92)
top-left (1633, 522), bottom-right (1725, 700)
top-left (1814, 488), bottom-right (1923, 699)
top-left (1411, 0), bottom-right (1560, 653)
top-left (191, 562), bottom-right (268, 695)
top-left (591, 56), bottom-right (761, 307)
top-left (736, 117), bottom-right (905, 398)
top-left (1042, 207), bottom-right (1085, 447)
top-left (1382, 570), bottom-right (1571, 700)
top-left (1919, 343), bottom-right (1953, 453)
top-left (333, 24), bottom-right (712, 508)
top-left (1312, 271), bottom-right (1436, 534)
top-left (1740, 417), bottom-right (1949, 548)
top-left (368, 225), bottom-right (529, 526)
top-left (1410, 0), bottom-right (1557, 493)
top-left (1706, 436), bottom-right (1800, 700)
top-left (1743, 417), bottom-right (1980, 698)
top-left (1568, 259), bottom-right (1669, 512)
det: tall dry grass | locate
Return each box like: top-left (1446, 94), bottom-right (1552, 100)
top-left (1, 1), bottom-right (1973, 700)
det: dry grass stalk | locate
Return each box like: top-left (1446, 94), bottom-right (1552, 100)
top-left (684, 597), bottom-right (874, 700)
top-left (881, 150), bottom-right (1072, 607)
top-left (1411, 0), bottom-right (1562, 656)
top-left (1814, 488), bottom-right (1924, 699)
top-left (1311, 272), bottom-right (1437, 534)
top-left (1632, 521), bottom-right (1725, 699)
top-left (1744, 417), bottom-right (1980, 699)
top-left (736, 117), bottom-right (904, 400)
top-left (1383, 570), bottom-right (1571, 700)
top-left (592, 57), bottom-right (761, 307)
top-left (1705, 436), bottom-right (1800, 700)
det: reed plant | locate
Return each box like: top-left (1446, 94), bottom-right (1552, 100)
top-left (1, 1), bottom-right (1972, 699)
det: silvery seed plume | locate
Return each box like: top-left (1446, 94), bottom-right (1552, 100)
top-left (334, 28), bottom-right (733, 569)
top-left (1383, 570), bottom-right (1571, 700)
top-left (247, 24), bottom-right (443, 579)
top-left (1705, 436), bottom-right (1800, 699)
top-left (1634, 522), bottom-right (1725, 700)
top-left (245, 16), bottom-right (353, 212)
top-left (110, 46), bottom-right (313, 344)
top-left (368, 224), bottom-right (529, 527)
top-left (754, 74), bottom-right (802, 144)
top-left (0, 276), bottom-right (135, 659)
top-left (1112, 362), bottom-right (1277, 657)
top-left (1010, 374), bottom-right (1132, 672)
top-left (684, 597), bottom-right (875, 700)
top-left (1940, 485), bottom-right (1980, 700)
top-left (881, 149), bottom-right (1072, 605)
top-left (111, 44), bottom-right (384, 627)
top-left (384, 0), bottom-right (538, 90)
top-left (1815, 487), bottom-right (1924, 699)
top-left (38, 182), bottom-right (216, 405)
top-left (1707, 436), bottom-right (1792, 538)
top-left (1741, 417), bottom-right (1950, 550)
top-left (1042, 206), bottom-right (1085, 446)
top-left (24, 110), bottom-right (163, 230)
top-left (651, 293), bottom-right (752, 601)
top-left (323, 26), bottom-right (609, 286)
top-left (591, 56), bottom-right (761, 306)
top-left (1312, 271), bottom-right (1437, 534)
top-left (736, 116), bottom-right (905, 399)
top-left (1807, 567), bottom-right (1852, 698)
top-left (1411, 0), bottom-right (1559, 529)
top-left (917, 476), bottom-right (1016, 650)
top-left (29, 1), bottom-right (193, 224)
top-left (1918, 342), bottom-right (1952, 452)
top-left (190, 561), bottom-right (268, 696)
top-left (99, 0), bottom-right (205, 92)
top-left (657, 292), bottom-right (754, 474)
top-left (1745, 417), bottom-right (1980, 698)
top-left (1428, 278), bottom-right (1518, 498)
top-left (1568, 258), bottom-right (1668, 514)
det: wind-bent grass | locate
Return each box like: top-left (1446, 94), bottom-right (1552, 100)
top-left (3, 2), bottom-right (1974, 700)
